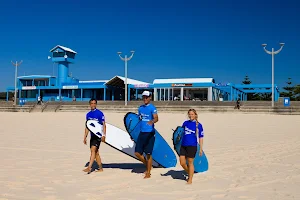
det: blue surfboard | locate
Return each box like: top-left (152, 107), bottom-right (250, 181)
top-left (123, 112), bottom-right (177, 168)
top-left (172, 126), bottom-right (209, 173)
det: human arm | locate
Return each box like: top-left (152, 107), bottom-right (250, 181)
top-left (101, 114), bottom-right (106, 142)
top-left (147, 113), bottom-right (158, 125)
top-left (147, 106), bottom-right (158, 125)
top-left (198, 124), bottom-right (204, 156)
top-left (101, 121), bottom-right (106, 142)
top-left (199, 137), bottom-right (203, 156)
top-left (83, 126), bottom-right (89, 145)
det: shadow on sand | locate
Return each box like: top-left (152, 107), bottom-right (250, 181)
top-left (84, 161), bottom-right (160, 174)
top-left (160, 170), bottom-right (187, 181)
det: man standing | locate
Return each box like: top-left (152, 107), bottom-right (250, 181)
top-left (134, 91), bottom-right (159, 179)
top-left (83, 98), bottom-right (106, 174)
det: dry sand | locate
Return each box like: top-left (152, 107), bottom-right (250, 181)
top-left (0, 112), bottom-right (300, 200)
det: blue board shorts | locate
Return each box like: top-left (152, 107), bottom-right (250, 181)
top-left (135, 131), bottom-right (155, 155)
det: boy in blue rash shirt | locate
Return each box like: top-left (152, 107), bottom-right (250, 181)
top-left (180, 109), bottom-right (204, 184)
top-left (134, 91), bottom-right (159, 179)
top-left (83, 98), bottom-right (106, 174)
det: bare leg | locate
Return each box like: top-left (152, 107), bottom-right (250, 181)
top-left (83, 146), bottom-right (97, 173)
top-left (144, 155), bottom-right (152, 179)
top-left (179, 155), bottom-right (188, 173)
top-left (187, 158), bottom-right (195, 184)
top-left (95, 150), bottom-right (103, 172)
top-left (135, 152), bottom-right (147, 165)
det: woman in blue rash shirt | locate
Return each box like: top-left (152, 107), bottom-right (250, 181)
top-left (180, 109), bottom-right (204, 184)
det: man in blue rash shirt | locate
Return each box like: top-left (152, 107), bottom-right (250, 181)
top-left (134, 91), bottom-right (159, 179)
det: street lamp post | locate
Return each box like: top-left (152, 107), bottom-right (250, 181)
top-left (117, 51), bottom-right (135, 106)
top-left (262, 43), bottom-right (285, 107)
top-left (11, 60), bottom-right (23, 106)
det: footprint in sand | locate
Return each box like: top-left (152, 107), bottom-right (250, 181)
top-left (211, 194), bottom-right (228, 198)
top-left (43, 191), bottom-right (56, 194)
top-left (230, 183), bottom-right (239, 188)
top-left (43, 187), bottom-right (54, 190)
top-left (41, 195), bottom-right (60, 200)
top-left (9, 187), bottom-right (25, 191)
top-left (51, 180), bottom-right (63, 184)
top-left (76, 193), bottom-right (93, 197)
top-left (1, 193), bottom-right (15, 198)
top-left (29, 184), bottom-right (43, 188)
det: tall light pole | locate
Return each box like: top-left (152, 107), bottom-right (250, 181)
top-left (11, 60), bottom-right (23, 106)
top-left (117, 50), bottom-right (135, 106)
top-left (262, 43), bottom-right (285, 107)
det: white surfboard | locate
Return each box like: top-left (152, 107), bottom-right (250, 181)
top-left (86, 120), bottom-right (160, 167)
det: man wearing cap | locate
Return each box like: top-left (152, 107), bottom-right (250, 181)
top-left (134, 90), bottom-right (159, 179)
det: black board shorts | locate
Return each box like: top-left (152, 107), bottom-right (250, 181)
top-left (90, 135), bottom-right (101, 149)
top-left (135, 131), bottom-right (155, 155)
top-left (180, 146), bottom-right (197, 158)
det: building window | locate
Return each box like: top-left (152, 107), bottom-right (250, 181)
top-left (20, 80), bottom-right (33, 86)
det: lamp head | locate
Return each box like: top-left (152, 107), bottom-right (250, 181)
top-left (262, 43), bottom-right (267, 47)
top-left (47, 56), bottom-right (51, 59)
top-left (279, 42), bottom-right (285, 46)
top-left (117, 52), bottom-right (122, 55)
top-left (130, 50), bottom-right (135, 54)
top-left (64, 55), bottom-right (68, 59)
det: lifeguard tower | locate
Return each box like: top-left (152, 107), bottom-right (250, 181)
top-left (49, 45), bottom-right (77, 86)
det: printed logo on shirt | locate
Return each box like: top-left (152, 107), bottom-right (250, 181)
top-left (88, 117), bottom-right (100, 122)
top-left (184, 127), bottom-right (196, 135)
top-left (140, 113), bottom-right (150, 121)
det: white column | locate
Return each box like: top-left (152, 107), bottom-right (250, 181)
top-left (168, 88), bottom-right (170, 101)
top-left (207, 87), bottom-right (213, 101)
top-left (163, 88), bottom-right (166, 101)
top-left (180, 87), bottom-right (184, 101)
top-left (154, 88), bottom-right (157, 101)
top-left (172, 88), bottom-right (174, 101)
top-left (159, 88), bottom-right (162, 101)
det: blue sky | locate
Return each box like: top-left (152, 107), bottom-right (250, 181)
top-left (0, 0), bottom-right (299, 91)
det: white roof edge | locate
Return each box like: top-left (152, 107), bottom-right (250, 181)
top-left (116, 75), bottom-right (150, 85)
top-left (18, 75), bottom-right (53, 78)
top-left (105, 75), bottom-right (150, 85)
top-left (50, 45), bottom-right (77, 54)
top-left (153, 78), bottom-right (214, 84)
top-left (79, 80), bottom-right (108, 83)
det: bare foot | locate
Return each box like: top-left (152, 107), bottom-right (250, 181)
top-left (144, 173), bottom-right (151, 179)
top-left (186, 179), bottom-right (192, 184)
top-left (96, 168), bottom-right (103, 172)
top-left (83, 167), bottom-right (91, 172)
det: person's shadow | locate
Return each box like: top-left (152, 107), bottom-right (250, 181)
top-left (84, 161), bottom-right (159, 174)
top-left (160, 170), bottom-right (187, 181)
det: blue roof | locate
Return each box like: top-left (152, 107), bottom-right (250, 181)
top-left (18, 75), bottom-right (54, 79)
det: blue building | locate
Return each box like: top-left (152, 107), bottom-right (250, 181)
top-left (6, 45), bottom-right (280, 103)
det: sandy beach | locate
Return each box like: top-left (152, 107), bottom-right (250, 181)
top-left (0, 111), bottom-right (299, 200)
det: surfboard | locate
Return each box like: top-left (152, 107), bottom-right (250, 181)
top-left (123, 112), bottom-right (177, 168)
top-left (85, 120), bottom-right (160, 167)
top-left (172, 126), bottom-right (209, 173)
